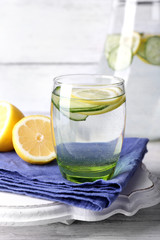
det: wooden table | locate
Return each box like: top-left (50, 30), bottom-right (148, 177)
top-left (0, 1), bottom-right (160, 239)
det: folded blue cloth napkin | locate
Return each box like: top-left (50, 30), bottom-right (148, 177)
top-left (0, 138), bottom-right (148, 211)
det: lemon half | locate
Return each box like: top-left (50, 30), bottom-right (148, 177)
top-left (12, 115), bottom-right (56, 164)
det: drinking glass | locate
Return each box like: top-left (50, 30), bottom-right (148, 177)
top-left (51, 74), bottom-right (126, 183)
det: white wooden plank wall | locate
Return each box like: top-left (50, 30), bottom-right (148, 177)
top-left (0, 64), bottom-right (97, 113)
top-left (0, 0), bottom-right (112, 113)
top-left (0, 0), bottom-right (111, 63)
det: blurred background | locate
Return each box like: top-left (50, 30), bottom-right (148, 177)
top-left (0, 0), bottom-right (111, 114)
top-left (1, 0), bottom-right (160, 139)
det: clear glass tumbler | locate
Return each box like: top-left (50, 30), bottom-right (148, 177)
top-left (51, 74), bottom-right (126, 183)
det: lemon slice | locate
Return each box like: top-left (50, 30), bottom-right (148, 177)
top-left (71, 87), bottom-right (123, 105)
top-left (79, 95), bottom-right (126, 116)
top-left (140, 33), bottom-right (153, 41)
top-left (137, 34), bottom-right (152, 64)
top-left (137, 34), bottom-right (160, 65)
top-left (0, 101), bottom-right (24, 152)
top-left (52, 86), bottom-right (125, 121)
top-left (12, 115), bottom-right (56, 164)
top-left (121, 32), bottom-right (141, 55)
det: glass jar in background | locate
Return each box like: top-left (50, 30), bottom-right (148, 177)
top-left (98, 0), bottom-right (160, 139)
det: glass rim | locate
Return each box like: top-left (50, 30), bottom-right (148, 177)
top-left (53, 74), bottom-right (124, 87)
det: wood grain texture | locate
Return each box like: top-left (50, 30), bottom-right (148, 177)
top-left (0, 204), bottom-right (160, 240)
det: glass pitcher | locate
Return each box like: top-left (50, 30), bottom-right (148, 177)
top-left (98, 0), bottom-right (160, 140)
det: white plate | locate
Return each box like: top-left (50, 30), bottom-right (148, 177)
top-left (0, 164), bottom-right (160, 226)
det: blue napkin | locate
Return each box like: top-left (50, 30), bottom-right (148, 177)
top-left (0, 138), bottom-right (148, 211)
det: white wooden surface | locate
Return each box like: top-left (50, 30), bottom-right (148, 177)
top-left (0, 1), bottom-right (160, 239)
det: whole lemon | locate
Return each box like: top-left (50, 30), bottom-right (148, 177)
top-left (0, 101), bottom-right (24, 151)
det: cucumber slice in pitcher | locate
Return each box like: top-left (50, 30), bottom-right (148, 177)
top-left (105, 32), bottom-right (141, 60)
top-left (108, 45), bottom-right (133, 71)
top-left (137, 41), bottom-right (150, 64)
top-left (145, 36), bottom-right (160, 65)
top-left (105, 34), bottom-right (120, 59)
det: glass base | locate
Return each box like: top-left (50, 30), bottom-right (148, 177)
top-left (59, 164), bottom-right (116, 183)
top-left (57, 142), bottom-right (120, 183)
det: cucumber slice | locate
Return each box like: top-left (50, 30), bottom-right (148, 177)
top-left (59, 109), bottom-right (88, 121)
top-left (53, 86), bottom-right (61, 96)
top-left (70, 104), bottom-right (109, 113)
top-left (52, 89), bottom-right (110, 113)
top-left (105, 32), bottom-right (140, 60)
top-left (145, 36), bottom-right (160, 65)
top-left (108, 45), bottom-right (133, 71)
top-left (105, 34), bottom-right (120, 59)
top-left (52, 94), bottom-right (109, 113)
top-left (51, 87), bottom-right (125, 121)
top-left (51, 95), bottom-right (87, 121)
top-left (79, 95), bottom-right (126, 116)
top-left (137, 41), bottom-right (150, 64)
